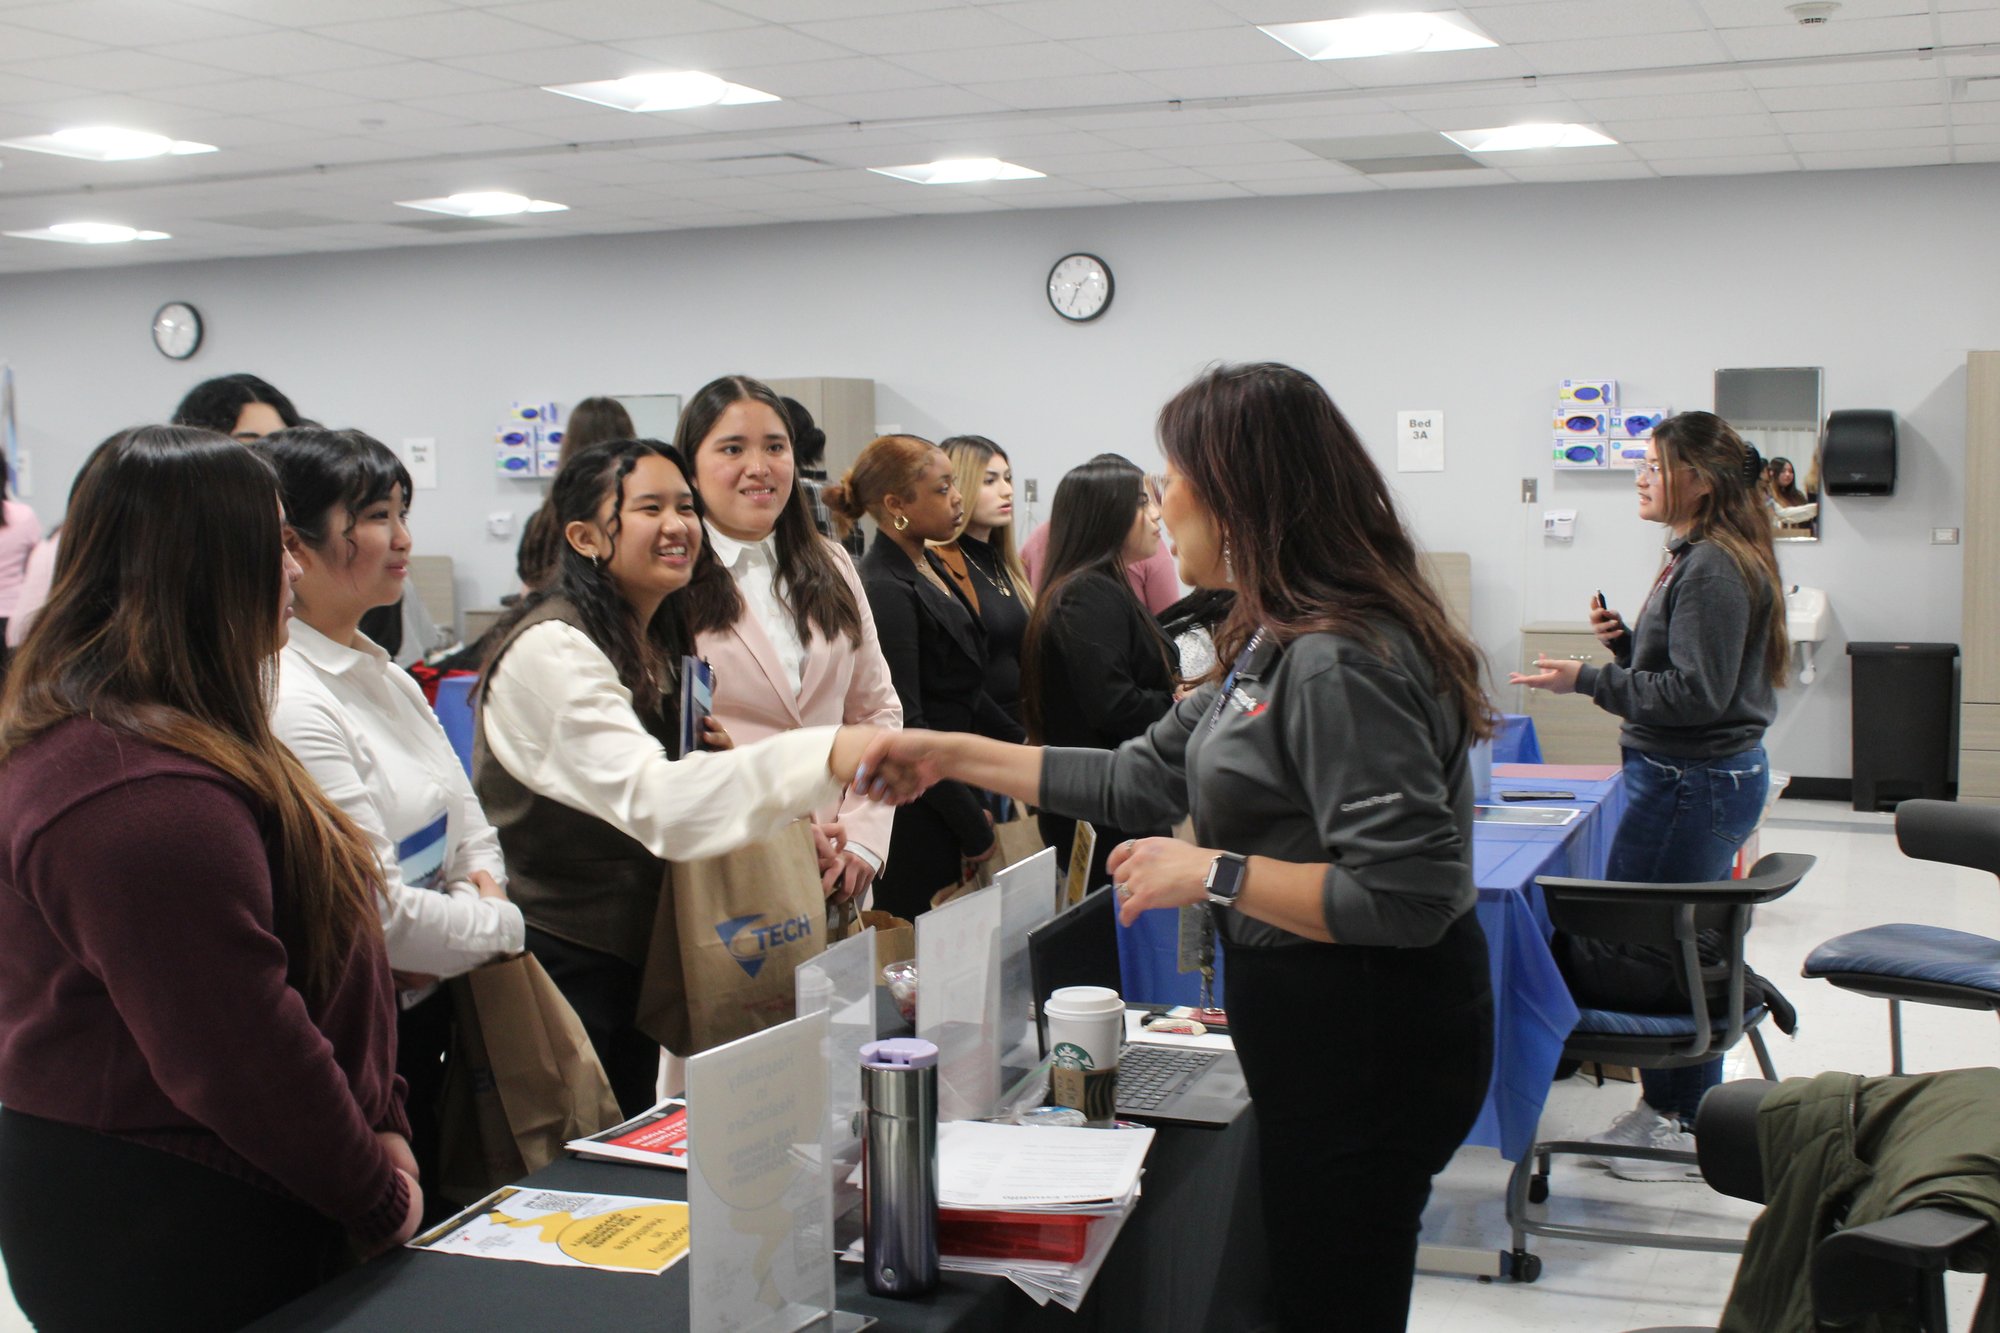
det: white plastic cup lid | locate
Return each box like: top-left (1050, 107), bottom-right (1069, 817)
top-left (1045, 985), bottom-right (1122, 1017)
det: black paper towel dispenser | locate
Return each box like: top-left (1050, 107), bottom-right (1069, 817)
top-left (1821, 409), bottom-right (1896, 496)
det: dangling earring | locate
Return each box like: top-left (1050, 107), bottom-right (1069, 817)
top-left (1223, 542), bottom-right (1234, 584)
top-left (592, 553), bottom-right (604, 570)
top-left (893, 514), bottom-right (910, 532)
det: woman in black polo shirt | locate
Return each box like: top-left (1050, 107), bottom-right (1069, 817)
top-left (856, 363), bottom-right (1495, 1332)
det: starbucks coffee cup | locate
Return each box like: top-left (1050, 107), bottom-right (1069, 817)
top-left (1044, 985), bottom-right (1123, 1124)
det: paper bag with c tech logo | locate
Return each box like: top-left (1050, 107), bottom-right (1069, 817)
top-left (636, 819), bottom-right (827, 1057)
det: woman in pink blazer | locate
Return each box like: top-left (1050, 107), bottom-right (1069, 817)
top-left (677, 376), bottom-right (902, 903)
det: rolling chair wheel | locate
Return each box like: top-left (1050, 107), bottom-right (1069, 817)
top-left (1509, 1249), bottom-right (1543, 1283)
top-left (1528, 1175), bottom-right (1550, 1204)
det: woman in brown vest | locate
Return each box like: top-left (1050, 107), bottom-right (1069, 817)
top-left (477, 437), bottom-right (888, 1114)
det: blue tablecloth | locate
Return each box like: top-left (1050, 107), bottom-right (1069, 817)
top-left (1492, 713), bottom-right (1542, 765)
top-left (1114, 765), bottom-right (1626, 1161)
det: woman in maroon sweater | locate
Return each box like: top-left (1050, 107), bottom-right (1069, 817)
top-left (0, 426), bottom-right (419, 1331)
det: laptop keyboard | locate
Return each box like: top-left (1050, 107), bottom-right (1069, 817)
top-left (1117, 1045), bottom-right (1220, 1112)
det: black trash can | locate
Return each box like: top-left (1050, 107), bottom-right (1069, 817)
top-left (1846, 641), bottom-right (1958, 811)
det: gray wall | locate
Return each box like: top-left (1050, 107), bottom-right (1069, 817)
top-left (3, 163), bottom-right (1995, 780)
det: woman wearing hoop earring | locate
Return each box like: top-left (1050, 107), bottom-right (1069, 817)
top-left (827, 435), bottom-right (1021, 919)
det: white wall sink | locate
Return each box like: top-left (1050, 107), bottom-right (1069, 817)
top-left (1786, 586), bottom-right (1831, 683)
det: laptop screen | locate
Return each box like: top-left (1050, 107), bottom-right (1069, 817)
top-left (1026, 887), bottom-right (1121, 1056)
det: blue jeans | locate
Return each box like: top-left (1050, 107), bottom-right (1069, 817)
top-left (1596, 746), bottom-right (1769, 1124)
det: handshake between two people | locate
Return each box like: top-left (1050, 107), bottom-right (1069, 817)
top-left (827, 725), bottom-right (960, 806)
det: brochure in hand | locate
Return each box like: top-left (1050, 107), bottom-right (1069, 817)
top-left (565, 1097), bottom-right (689, 1170)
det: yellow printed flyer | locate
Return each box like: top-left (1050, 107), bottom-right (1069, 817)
top-left (409, 1187), bottom-right (691, 1276)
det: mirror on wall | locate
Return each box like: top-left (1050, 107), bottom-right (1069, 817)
top-left (1714, 367), bottom-right (1823, 543)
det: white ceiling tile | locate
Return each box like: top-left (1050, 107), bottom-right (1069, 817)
top-left (314, 9), bottom-right (569, 59)
top-left (610, 24), bottom-right (850, 68)
top-left (0, 69), bottom-right (82, 104)
top-left (1940, 8), bottom-right (2000, 43)
top-left (1515, 30), bottom-right (1731, 75)
top-left (1633, 152), bottom-right (1800, 175)
top-left (1744, 54), bottom-right (1938, 87)
top-left (1955, 124), bottom-right (2000, 143)
top-left (1472, 0), bottom-right (1706, 44)
top-left (11, 0), bottom-right (268, 43)
top-left (1239, 174), bottom-right (1379, 195)
top-left (1141, 60), bottom-right (1358, 101)
top-left (288, 60), bottom-right (516, 101)
top-left (1755, 78), bottom-right (1937, 111)
top-left (1030, 148), bottom-right (1174, 174)
top-left (1375, 167), bottom-right (1510, 188)
top-left (430, 42), bottom-right (645, 83)
top-left (1236, 110), bottom-right (1431, 140)
top-left (1775, 104), bottom-right (1947, 132)
top-left (1335, 45), bottom-right (1540, 88)
top-left (1405, 99), bottom-right (1590, 130)
top-left (1720, 16), bottom-right (1942, 61)
top-left (1549, 69), bottom-right (1748, 98)
top-left (787, 8), bottom-right (1040, 57)
top-left (1099, 118), bottom-right (1272, 149)
top-left (147, 31), bottom-right (409, 76)
top-left (796, 84), bottom-right (1013, 120)
top-left (1690, 0), bottom-right (1929, 26)
top-left (0, 90), bottom-right (218, 131)
top-left (1, 48), bottom-right (234, 90)
top-left (1627, 133), bottom-right (1790, 158)
top-left (728, 55), bottom-right (934, 97)
top-left (708, 0), bottom-right (951, 20)
top-left (1073, 165), bottom-right (1215, 187)
top-left (1070, 25), bottom-right (1294, 73)
top-left (961, 71), bottom-right (1171, 112)
top-left (985, 187), bottom-right (1124, 207)
top-left (1575, 89), bottom-right (1768, 119)
top-left (1151, 138), bottom-right (1314, 167)
top-left (1112, 181), bottom-right (1253, 201)
top-left (1799, 146), bottom-right (1952, 169)
top-left (486, 0), bottom-right (758, 42)
top-left (1497, 160), bottom-right (1659, 182)
top-left (1218, 156), bottom-right (1363, 181)
top-left (886, 41), bottom-right (1116, 85)
top-left (399, 86), bottom-right (581, 123)
top-left (983, 0), bottom-right (1241, 41)
top-left (0, 22), bottom-right (98, 61)
top-left (1784, 125), bottom-right (1951, 151)
top-left (147, 76), bottom-right (363, 114)
top-left (257, 100), bottom-right (474, 136)
top-left (1952, 100), bottom-right (2000, 125)
top-left (1601, 112), bottom-right (1781, 141)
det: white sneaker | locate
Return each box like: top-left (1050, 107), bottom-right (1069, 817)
top-left (1580, 1101), bottom-right (1703, 1181)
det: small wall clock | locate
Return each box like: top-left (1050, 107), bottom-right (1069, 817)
top-left (1047, 253), bottom-right (1112, 322)
top-left (152, 301), bottom-right (203, 360)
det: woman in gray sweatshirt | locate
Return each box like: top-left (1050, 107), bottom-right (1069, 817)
top-left (857, 363), bottom-right (1496, 1332)
top-left (1513, 410), bottom-right (1787, 1178)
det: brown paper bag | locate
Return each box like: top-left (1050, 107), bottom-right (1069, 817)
top-left (436, 951), bottom-right (622, 1205)
top-left (929, 815), bottom-right (1048, 910)
top-left (636, 820), bottom-right (827, 1057)
top-left (857, 909), bottom-right (915, 971)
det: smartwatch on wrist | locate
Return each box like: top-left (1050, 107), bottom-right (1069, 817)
top-left (1204, 851), bottom-right (1248, 909)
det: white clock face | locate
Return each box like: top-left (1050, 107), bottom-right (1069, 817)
top-left (1047, 253), bottom-right (1112, 322)
top-left (152, 302), bottom-right (201, 360)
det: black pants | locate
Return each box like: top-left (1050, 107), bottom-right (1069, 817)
top-left (1222, 911), bottom-right (1494, 1332)
top-left (523, 926), bottom-right (659, 1119)
top-left (0, 1108), bottom-right (348, 1332)
top-left (396, 987), bottom-right (458, 1225)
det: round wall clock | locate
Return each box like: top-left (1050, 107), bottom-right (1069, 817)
top-left (151, 301), bottom-right (203, 360)
top-left (1047, 253), bottom-right (1112, 322)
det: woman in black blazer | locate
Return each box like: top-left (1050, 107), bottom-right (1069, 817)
top-left (825, 435), bottom-right (1022, 918)
top-left (1023, 456), bottom-right (1178, 890)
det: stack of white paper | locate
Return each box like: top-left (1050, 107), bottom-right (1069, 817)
top-left (843, 1120), bottom-right (1154, 1311)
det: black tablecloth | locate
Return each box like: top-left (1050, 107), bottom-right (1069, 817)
top-left (249, 1111), bottom-right (1271, 1332)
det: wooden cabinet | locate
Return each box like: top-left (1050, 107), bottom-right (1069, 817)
top-left (1961, 353), bottom-right (2000, 803)
top-left (766, 376), bottom-right (877, 545)
top-left (1518, 622), bottom-right (1625, 765)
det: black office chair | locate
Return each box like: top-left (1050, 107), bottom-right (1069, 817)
top-left (1802, 799), bottom-right (2000, 1073)
top-left (1505, 852), bottom-right (1816, 1281)
top-left (1628, 1079), bottom-right (1992, 1333)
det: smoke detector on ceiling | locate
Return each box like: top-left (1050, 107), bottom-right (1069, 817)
top-left (1786, 2), bottom-right (1840, 24)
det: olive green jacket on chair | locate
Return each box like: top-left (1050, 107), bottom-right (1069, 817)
top-left (1721, 1067), bottom-right (2000, 1333)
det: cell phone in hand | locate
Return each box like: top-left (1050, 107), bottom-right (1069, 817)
top-left (676, 656), bottom-right (714, 759)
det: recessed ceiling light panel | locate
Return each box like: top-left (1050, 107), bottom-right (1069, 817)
top-left (0, 126), bottom-right (216, 161)
top-left (395, 192), bottom-right (568, 218)
top-left (1443, 124), bottom-right (1619, 152)
top-left (1259, 13), bottom-right (1497, 61)
top-left (3, 221), bottom-right (171, 244)
top-left (868, 158), bottom-right (1045, 185)
top-left (542, 71), bottom-right (779, 113)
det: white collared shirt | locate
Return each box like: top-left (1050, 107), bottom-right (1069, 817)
top-left (274, 620), bottom-right (523, 986)
top-left (480, 620), bottom-right (845, 861)
top-left (705, 524), bottom-right (807, 697)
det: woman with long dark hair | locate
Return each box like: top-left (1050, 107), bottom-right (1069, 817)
top-left (932, 435), bottom-right (1034, 729)
top-left (857, 364), bottom-right (1495, 1330)
top-left (262, 427), bottom-right (520, 1214)
top-left (677, 376), bottom-right (901, 909)
top-left (476, 437), bottom-right (888, 1114)
top-left (1022, 455), bottom-right (1175, 888)
top-left (825, 434), bottom-right (1018, 919)
top-left (1515, 411), bottom-right (1787, 1176)
top-left (518, 395), bottom-right (637, 592)
top-left (0, 426), bottom-right (419, 1331)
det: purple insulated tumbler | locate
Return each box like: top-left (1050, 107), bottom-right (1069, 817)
top-left (860, 1037), bottom-right (940, 1296)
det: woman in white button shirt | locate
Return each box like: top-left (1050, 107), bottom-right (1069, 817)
top-left (475, 436), bottom-right (889, 1114)
top-left (675, 376), bottom-right (902, 909)
top-left (261, 427), bottom-right (522, 1215)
